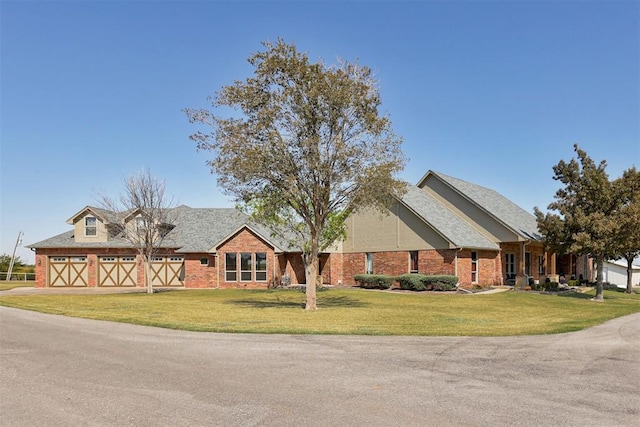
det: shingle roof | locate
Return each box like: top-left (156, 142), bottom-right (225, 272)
top-left (429, 171), bottom-right (542, 241)
top-left (29, 205), bottom-right (297, 253)
top-left (400, 185), bottom-right (499, 250)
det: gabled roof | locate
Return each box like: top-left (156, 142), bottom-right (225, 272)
top-left (400, 185), bottom-right (499, 250)
top-left (30, 205), bottom-right (298, 253)
top-left (66, 206), bottom-right (118, 225)
top-left (418, 170), bottom-right (541, 241)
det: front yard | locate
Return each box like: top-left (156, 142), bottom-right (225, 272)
top-left (1, 287), bottom-right (639, 336)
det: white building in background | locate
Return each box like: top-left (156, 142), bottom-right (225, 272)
top-left (603, 258), bottom-right (640, 288)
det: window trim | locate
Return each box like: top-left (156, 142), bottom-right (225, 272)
top-left (409, 251), bottom-right (419, 274)
top-left (85, 216), bottom-right (97, 236)
top-left (365, 253), bottom-right (374, 275)
top-left (240, 253), bottom-right (252, 282)
top-left (255, 252), bottom-right (267, 282)
top-left (471, 251), bottom-right (478, 284)
top-left (200, 257), bottom-right (209, 266)
top-left (225, 253), bottom-right (237, 282)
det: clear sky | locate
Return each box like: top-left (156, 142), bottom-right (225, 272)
top-left (1, 0), bottom-right (639, 264)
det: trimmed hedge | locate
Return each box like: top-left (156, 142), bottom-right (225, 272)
top-left (354, 274), bottom-right (394, 290)
top-left (396, 274), bottom-right (459, 291)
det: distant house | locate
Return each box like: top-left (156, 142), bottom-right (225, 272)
top-left (603, 258), bottom-right (640, 288)
top-left (29, 170), bottom-right (590, 289)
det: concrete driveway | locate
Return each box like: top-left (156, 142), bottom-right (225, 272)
top-left (1, 307), bottom-right (638, 426)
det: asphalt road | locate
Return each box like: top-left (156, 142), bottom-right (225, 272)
top-left (1, 307), bottom-right (638, 427)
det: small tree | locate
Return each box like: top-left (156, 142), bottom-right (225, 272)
top-left (534, 145), bottom-right (618, 301)
top-left (100, 170), bottom-right (176, 294)
top-left (611, 167), bottom-right (640, 293)
top-left (186, 39), bottom-right (406, 310)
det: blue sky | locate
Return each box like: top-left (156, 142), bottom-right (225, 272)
top-left (1, 0), bottom-right (638, 263)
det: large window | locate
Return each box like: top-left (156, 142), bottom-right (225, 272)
top-left (365, 253), bottom-right (374, 274)
top-left (471, 251), bottom-right (478, 283)
top-left (255, 253), bottom-right (267, 281)
top-left (225, 253), bottom-right (237, 281)
top-left (409, 251), bottom-right (419, 273)
top-left (525, 252), bottom-right (531, 276)
top-left (240, 253), bottom-right (252, 281)
top-left (85, 217), bottom-right (97, 236)
top-left (505, 253), bottom-right (515, 279)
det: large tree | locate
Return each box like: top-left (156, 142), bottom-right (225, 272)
top-left (611, 167), bottom-right (640, 293)
top-left (186, 39), bottom-right (406, 310)
top-left (100, 170), bottom-right (176, 294)
top-left (534, 145), bottom-right (618, 301)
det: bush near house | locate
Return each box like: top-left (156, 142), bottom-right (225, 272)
top-left (353, 274), bottom-right (395, 289)
top-left (395, 274), bottom-right (459, 291)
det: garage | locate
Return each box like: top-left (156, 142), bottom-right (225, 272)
top-left (48, 256), bottom-right (88, 287)
top-left (151, 256), bottom-right (184, 286)
top-left (98, 256), bottom-right (137, 287)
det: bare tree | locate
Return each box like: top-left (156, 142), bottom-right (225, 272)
top-left (100, 170), bottom-right (176, 294)
top-left (186, 39), bottom-right (406, 310)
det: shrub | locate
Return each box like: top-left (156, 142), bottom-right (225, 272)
top-left (353, 274), bottom-right (394, 289)
top-left (396, 274), bottom-right (459, 291)
top-left (396, 274), bottom-right (428, 291)
top-left (422, 275), bottom-right (458, 291)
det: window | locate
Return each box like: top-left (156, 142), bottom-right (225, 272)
top-left (71, 257), bottom-right (86, 262)
top-left (200, 257), bottom-right (209, 266)
top-left (471, 251), bottom-right (478, 283)
top-left (136, 217), bottom-right (146, 231)
top-left (409, 251), bottom-right (419, 273)
top-left (505, 253), bottom-right (515, 279)
top-left (225, 253), bottom-right (237, 281)
top-left (538, 255), bottom-right (544, 276)
top-left (365, 253), bottom-right (374, 274)
top-left (52, 257), bottom-right (67, 262)
top-left (525, 252), bottom-right (531, 276)
top-left (101, 257), bottom-right (116, 262)
top-left (85, 217), bottom-right (97, 236)
top-left (255, 253), bottom-right (267, 281)
top-left (240, 253), bottom-right (252, 281)
top-left (122, 257), bottom-right (135, 262)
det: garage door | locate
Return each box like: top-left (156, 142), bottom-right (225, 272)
top-left (98, 256), bottom-right (137, 287)
top-left (48, 256), bottom-right (88, 287)
top-left (151, 256), bottom-right (184, 286)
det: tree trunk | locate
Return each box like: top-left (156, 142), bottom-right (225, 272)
top-left (592, 255), bottom-right (604, 301)
top-left (626, 255), bottom-right (633, 294)
top-left (144, 257), bottom-right (153, 294)
top-left (303, 251), bottom-right (318, 311)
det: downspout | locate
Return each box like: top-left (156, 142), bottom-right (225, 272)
top-left (215, 253), bottom-right (220, 289)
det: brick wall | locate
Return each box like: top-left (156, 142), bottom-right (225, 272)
top-left (183, 254), bottom-right (216, 288)
top-left (216, 228), bottom-right (275, 289)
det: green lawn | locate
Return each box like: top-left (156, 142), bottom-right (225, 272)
top-left (0, 280), bottom-right (35, 291)
top-left (0, 288), bottom-right (638, 336)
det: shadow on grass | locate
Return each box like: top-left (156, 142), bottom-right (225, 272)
top-left (227, 295), bottom-right (369, 309)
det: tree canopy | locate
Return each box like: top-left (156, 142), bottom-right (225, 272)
top-left (611, 167), bottom-right (640, 293)
top-left (534, 144), bottom-right (638, 300)
top-left (186, 39), bottom-right (406, 309)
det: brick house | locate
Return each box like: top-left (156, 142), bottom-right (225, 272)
top-left (29, 170), bottom-right (587, 289)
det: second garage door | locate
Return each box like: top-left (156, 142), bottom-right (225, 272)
top-left (98, 256), bottom-right (137, 287)
top-left (151, 256), bottom-right (184, 286)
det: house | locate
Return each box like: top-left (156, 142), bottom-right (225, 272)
top-left (341, 170), bottom-right (589, 288)
top-left (29, 170), bottom-right (587, 289)
top-left (603, 258), bottom-right (640, 288)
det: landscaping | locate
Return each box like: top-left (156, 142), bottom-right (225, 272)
top-left (0, 287), bottom-right (638, 336)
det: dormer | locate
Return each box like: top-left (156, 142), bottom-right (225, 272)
top-left (66, 206), bottom-right (112, 243)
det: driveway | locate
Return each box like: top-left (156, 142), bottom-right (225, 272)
top-left (1, 307), bottom-right (638, 426)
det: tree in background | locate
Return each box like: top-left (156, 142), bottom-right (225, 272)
top-left (611, 167), bottom-right (640, 293)
top-left (100, 170), bottom-right (176, 294)
top-left (534, 145), bottom-right (618, 301)
top-left (186, 39), bottom-right (406, 310)
top-left (0, 254), bottom-right (34, 280)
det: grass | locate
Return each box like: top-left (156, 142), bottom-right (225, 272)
top-left (0, 280), bottom-right (35, 291)
top-left (0, 288), bottom-right (638, 336)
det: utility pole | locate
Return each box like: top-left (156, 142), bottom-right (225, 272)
top-left (6, 231), bottom-right (23, 281)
